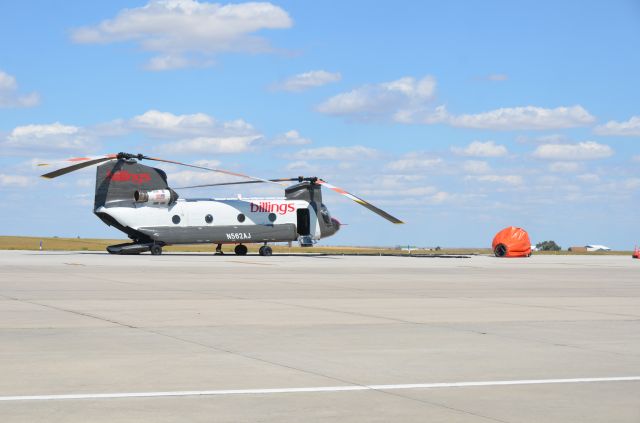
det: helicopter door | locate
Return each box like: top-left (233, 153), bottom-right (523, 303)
top-left (296, 208), bottom-right (310, 235)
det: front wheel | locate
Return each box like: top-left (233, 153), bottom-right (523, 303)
top-left (150, 245), bottom-right (163, 255)
top-left (234, 244), bottom-right (248, 256)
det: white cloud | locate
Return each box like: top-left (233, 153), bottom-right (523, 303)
top-left (292, 146), bottom-right (378, 160)
top-left (625, 178), bottom-right (640, 189)
top-left (71, 0), bottom-right (292, 70)
top-left (466, 174), bottom-right (523, 186)
top-left (377, 174), bottom-right (425, 188)
top-left (126, 110), bottom-right (263, 154)
top-left (130, 109), bottom-right (216, 135)
top-left (286, 160), bottom-right (313, 171)
top-left (169, 169), bottom-right (240, 186)
top-left (594, 116), bottom-right (640, 136)
top-left (0, 174), bottom-right (32, 187)
top-left (128, 110), bottom-right (258, 141)
top-left (316, 75), bottom-right (436, 120)
top-left (429, 191), bottom-right (454, 204)
top-left (576, 173), bottom-right (600, 183)
top-left (193, 159), bottom-right (221, 168)
top-left (452, 141), bottom-right (508, 157)
top-left (548, 161), bottom-right (581, 173)
top-left (160, 135), bottom-right (261, 154)
top-left (516, 134), bottom-right (568, 144)
top-left (462, 160), bottom-right (491, 174)
top-left (533, 141), bottom-right (613, 160)
top-left (0, 70), bottom-right (40, 108)
top-left (447, 105), bottom-right (595, 130)
top-left (271, 130), bottom-right (311, 146)
top-left (316, 75), bottom-right (594, 130)
top-left (386, 156), bottom-right (443, 171)
top-left (2, 123), bottom-right (94, 153)
top-left (361, 186), bottom-right (438, 198)
top-left (145, 55), bottom-right (212, 71)
top-left (273, 70), bottom-right (341, 92)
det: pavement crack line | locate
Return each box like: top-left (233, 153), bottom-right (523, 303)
top-left (75, 274), bottom-right (640, 360)
top-left (0, 294), bottom-right (500, 420)
top-left (3, 273), bottom-right (636, 420)
top-left (224, 296), bottom-right (640, 359)
top-left (462, 297), bottom-right (640, 319)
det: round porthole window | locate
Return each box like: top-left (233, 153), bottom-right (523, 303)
top-left (205, 214), bottom-right (213, 224)
top-left (172, 215), bottom-right (181, 224)
top-left (268, 213), bottom-right (277, 222)
top-left (237, 213), bottom-right (246, 223)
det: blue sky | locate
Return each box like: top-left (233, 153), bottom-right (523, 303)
top-left (1, 0), bottom-right (639, 248)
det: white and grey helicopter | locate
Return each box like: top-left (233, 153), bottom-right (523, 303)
top-left (41, 152), bottom-right (403, 255)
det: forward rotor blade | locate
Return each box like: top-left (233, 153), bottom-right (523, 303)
top-left (174, 178), bottom-right (298, 190)
top-left (143, 157), bottom-right (286, 186)
top-left (317, 180), bottom-right (404, 224)
top-left (40, 155), bottom-right (117, 179)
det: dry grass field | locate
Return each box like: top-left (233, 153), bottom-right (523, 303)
top-left (0, 236), bottom-right (632, 256)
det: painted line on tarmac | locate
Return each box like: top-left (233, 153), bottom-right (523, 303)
top-left (1, 376), bottom-right (639, 402)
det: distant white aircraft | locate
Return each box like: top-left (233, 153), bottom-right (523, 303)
top-left (585, 245), bottom-right (611, 252)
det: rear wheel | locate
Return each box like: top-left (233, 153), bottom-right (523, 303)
top-left (150, 245), bottom-right (163, 255)
top-left (259, 246), bottom-right (272, 256)
top-left (234, 244), bottom-right (248, 256)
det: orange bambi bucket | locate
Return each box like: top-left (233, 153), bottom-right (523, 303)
top-left (492, 227), bottom-right (531, 257)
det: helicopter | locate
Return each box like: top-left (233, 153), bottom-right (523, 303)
top-left (40, 152), bottom-right (403, 256)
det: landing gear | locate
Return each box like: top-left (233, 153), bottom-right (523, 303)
top-left (234, 244), bottom-right (248, 256)
top-left (150, 244), bottom-right (163, 255)
top-left (215, 244), bottom-right (224, 255)
top-left (258, 245), bottom-right (273, 256)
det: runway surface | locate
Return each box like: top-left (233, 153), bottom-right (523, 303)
top-left (0, 250), bottom-right (638, 422)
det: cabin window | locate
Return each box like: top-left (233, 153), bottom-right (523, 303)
top-left (205, 214), bottom-right (213, 224)
top-left (172, 215), bottom-right (181, 224)
top-left (268, 213), bottom-right (277, 222)
top-left (237, 213), bottom-right (246, 223)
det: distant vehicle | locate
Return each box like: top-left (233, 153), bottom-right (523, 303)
top-left (585, 245), bottom-right (611, 252)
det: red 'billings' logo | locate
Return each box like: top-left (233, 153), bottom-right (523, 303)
top-left (250, 202), bottom-right (294, 215)
top-left (106, 170), bottom-right (151, 184)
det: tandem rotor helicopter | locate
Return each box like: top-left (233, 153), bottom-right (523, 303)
top-left (40, 152), bottom-right (403, 256)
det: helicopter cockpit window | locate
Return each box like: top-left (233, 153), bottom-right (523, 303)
top-left (319, 204), bottom-right (332, 225)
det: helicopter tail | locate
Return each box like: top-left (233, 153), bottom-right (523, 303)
top-left (94, 159), bottom-right (172, 209)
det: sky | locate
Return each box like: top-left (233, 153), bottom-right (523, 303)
top-left (1, 0), bottom-right (639, 249)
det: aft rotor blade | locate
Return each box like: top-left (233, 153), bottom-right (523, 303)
top-left (143, 157), bottom-right (286, 186)
top-left (174, 178), bottom-right (298, 190)
top-left (40, 155), bottom-right (117, 179)
top-left (317, 180), bottom-right (404, 224)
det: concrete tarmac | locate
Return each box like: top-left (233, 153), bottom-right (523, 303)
top-left (0, 250), bottom-right (638, 422)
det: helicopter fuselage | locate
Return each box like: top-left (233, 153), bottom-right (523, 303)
top-left (95, 197), bottom-right (340, 247)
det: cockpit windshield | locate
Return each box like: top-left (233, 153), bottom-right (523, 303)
top-left (319, 203), bottom-right (332, 225)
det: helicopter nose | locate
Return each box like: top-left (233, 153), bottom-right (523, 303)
top-left (331, 217), bottom-right (341, 230)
